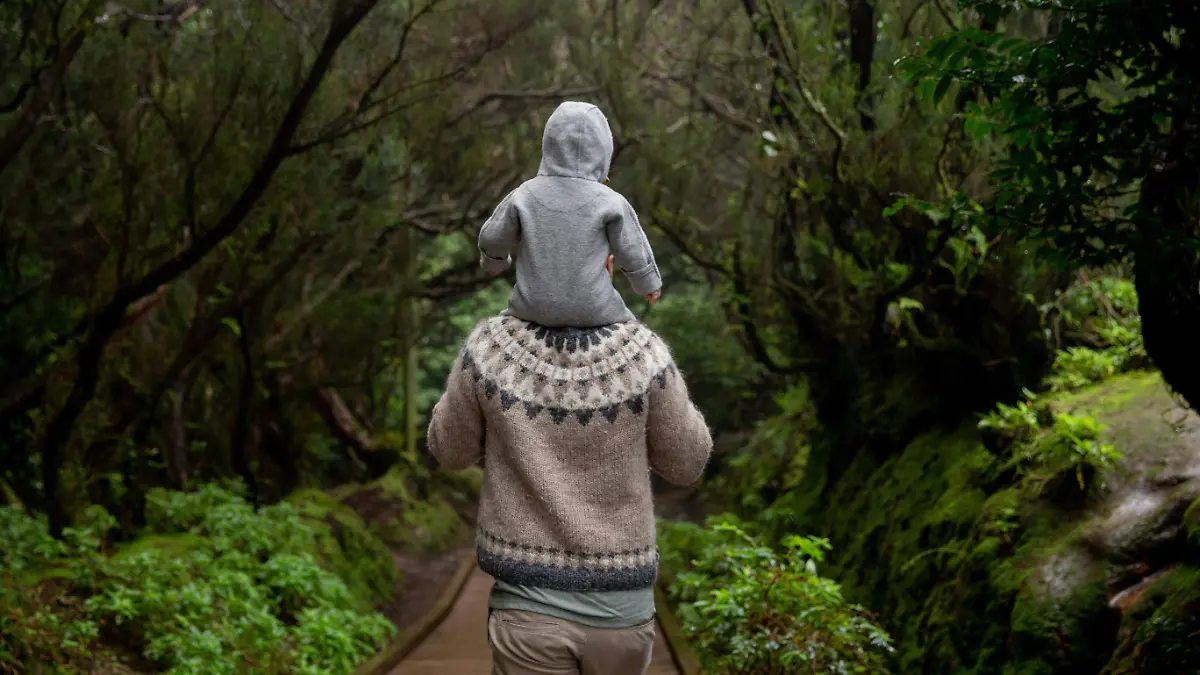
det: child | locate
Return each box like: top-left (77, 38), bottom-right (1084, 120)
top-left (478, 101), bottom-right (662, 328)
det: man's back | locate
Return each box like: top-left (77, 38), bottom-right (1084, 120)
top-left (428, 316), bottom-right (711, 587)
top-left (427, 316), bottom-right (711, 674)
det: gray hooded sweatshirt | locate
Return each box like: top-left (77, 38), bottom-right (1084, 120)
top-left (478, 101), bottom-right (662, 328)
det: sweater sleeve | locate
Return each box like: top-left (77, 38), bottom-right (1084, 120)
top-left (427, 350), bottom-right (485, 471)
top-left (478, 190), bottom-right (520, 275)
top-left (606, 197), bottom-right (662, 295)
top-left (646, 363), bottom-right (712, 486)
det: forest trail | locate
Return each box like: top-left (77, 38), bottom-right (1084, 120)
top-left (389, 567), bottom-right (681, 675)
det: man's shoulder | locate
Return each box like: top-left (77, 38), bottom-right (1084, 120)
top-left (461, 318), bottom-right (676, 408)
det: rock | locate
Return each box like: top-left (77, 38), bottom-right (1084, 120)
top-left (1085, 482), bottom-right (1200, 569)
top-left (1009, 548), bottom-right (1121, 673)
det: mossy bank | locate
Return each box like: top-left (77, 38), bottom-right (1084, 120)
top-left (820, 371), bottom-right (1200, 674)
top-left (0, 465), bottom-right (478, 674)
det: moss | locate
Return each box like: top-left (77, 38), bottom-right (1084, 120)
top-left (1007, 549), bottom-right (1117, 673)
top-left (820, 427), bottom-right (1004, 673)
top-left (808, 369), bottom-right (1200, 674)
top-left (1049, 371), bottom-right (1188, 482)
top-left (287, 488), bottom-right (399, 611)
top-left (1048, 370), bottom-right (1162, 417)
top-left (375, 498), bottom-right (466, 554)
top-left (1185, 499), bottom-right (1200, 558)
top-left (348, 466), bottom-right (475, 554)
top-left (1101, 566), bottom-right (1200, 674)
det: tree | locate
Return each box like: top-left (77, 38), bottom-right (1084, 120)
top-left (0, 0), bottom-right (544, 533)
top-left (565, 0), bottom-right (1050, 513)
top-left (902, 0), bottom-right (1200, 410)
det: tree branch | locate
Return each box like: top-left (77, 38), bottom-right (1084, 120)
top-left (37, 0), bottom-right (381, 537)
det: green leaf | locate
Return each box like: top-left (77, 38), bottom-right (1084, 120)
top-left (933, 75), bottom-right (953, 104)
top-left (220, 318), bottom-right (242, 337)
top-left (883, 197), bottom-right (908, 218)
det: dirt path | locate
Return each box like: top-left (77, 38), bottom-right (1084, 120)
top-left (389, 568), bottom-right (681, 675)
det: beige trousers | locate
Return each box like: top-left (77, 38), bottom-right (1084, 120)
top-left (487, 608), bottom-right (656, 675)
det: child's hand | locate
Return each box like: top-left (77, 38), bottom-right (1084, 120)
top-left (644, 289), bottom-right (661, 304)
top-left (606, 254), bottom-right (615, 279)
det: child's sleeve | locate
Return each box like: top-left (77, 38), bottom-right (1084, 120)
top-left (478, 190), bottom-right (521, 275)
top-left (606, 197), bottom-right (662, 295)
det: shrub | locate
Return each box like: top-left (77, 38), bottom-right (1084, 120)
top-left (0, 483), bottom-right (396, 674)
top-left (660, 516), bottom-right (894, 675)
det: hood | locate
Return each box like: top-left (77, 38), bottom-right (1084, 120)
top-left (536, 101), bottom-right (614, 182)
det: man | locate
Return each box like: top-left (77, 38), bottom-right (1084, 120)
top-left (427, 313), bottom-right (712, 675)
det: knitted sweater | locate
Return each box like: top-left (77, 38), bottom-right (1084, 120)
top-left (427, 316), bottom-right (712, 592)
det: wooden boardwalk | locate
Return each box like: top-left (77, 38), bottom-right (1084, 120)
top-left (390, 568), bottom-right (680, 674)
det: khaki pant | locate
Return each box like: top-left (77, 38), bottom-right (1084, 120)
top-left (487, 608), bottom-right (656, 675)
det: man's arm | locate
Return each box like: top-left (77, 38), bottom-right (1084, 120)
top-left (646, 362), bottom-right (712, 486)
top-left (478, 190), bottom-right (520, 275)
top-left (606, 197), bottom-right (662, 295)
top-left (427, 349), bottom-right (485, 470)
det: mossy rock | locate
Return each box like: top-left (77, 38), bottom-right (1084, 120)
top-left (819, 427), bottom-right (1005, 672)
top-left (1090, 489), bottom-right (1198, 568)
top-left (338, 466), bottom-right (477, 554)
top-left (1008, 548), bottom-right (1118, 673)
top-left (287, 488), bottom-right (399, 610)
top-left (1050, 371), bottom-right (1193, 486)
top-left (815, 371), bottom-right (1200, 674)
top-left (373, 498), bottom-right (467, 553)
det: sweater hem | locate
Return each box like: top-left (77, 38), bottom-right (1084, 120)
top-left (478, 547), bottom-right (658, 593)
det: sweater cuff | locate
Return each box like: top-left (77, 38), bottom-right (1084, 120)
top-left (623, 262), bottom-right (662, 295)
top-left (480, 250), bottom-right (512, 275)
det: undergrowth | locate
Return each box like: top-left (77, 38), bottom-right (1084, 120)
top-left (658, 515), bottom-right (894, 674)
top-left (0, 483), bottom-right (395, 674)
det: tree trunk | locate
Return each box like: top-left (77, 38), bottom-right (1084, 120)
top-left (402, 304), bottom-right (420, 461)
top-left (399, 226), bottom-right (421, 460)
top-left (167, 378), bottom-right (191, 487)
top-left (1134, 141), bottom-right (1200, 413)
top-left (231, 311), bottom-right (260, 504)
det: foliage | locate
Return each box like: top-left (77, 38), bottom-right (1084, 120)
top-left (1040, 275), bottom-right (1146, 391)
top-left (659, 516), bottom-right (893, 675)
top-left (700, 382), bottom-right (816, 520)
top-left (899, 0), bottom-right (1199, 260)
top-left (900, 0), bottom-right (1200, 411)
top-left (645, 283), bottom-right (766, 432)
top-left (979, 393), bottom-right (1119, 493)
top-left (0, 483), bottom-right (396, 674)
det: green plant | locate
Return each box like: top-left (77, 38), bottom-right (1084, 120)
top-left (660, 517), bottom-right (893, 674)
top-left (0, 484), bottom-right (396, 674)
top-left (1025, 413), bottom-right (1121, 489)
top-left (977, 390), bottom-right (1042, 440)
top-left (1045, 346), bottom-right (1127, 392)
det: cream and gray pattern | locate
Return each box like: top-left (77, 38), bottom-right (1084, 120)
top-left (427, 316), bottom-right (713, 592)
top-left (462, 317), bottom-right (676, 425)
